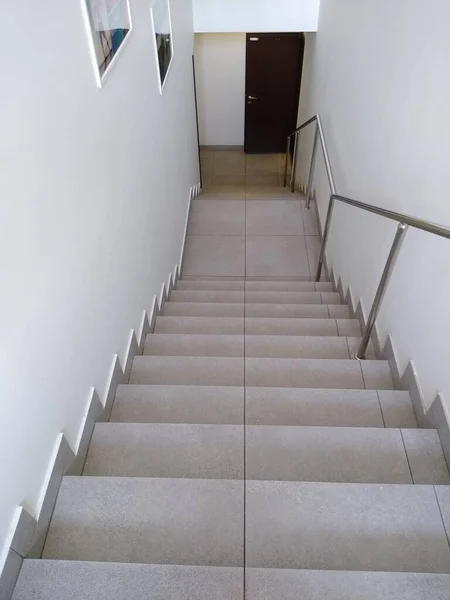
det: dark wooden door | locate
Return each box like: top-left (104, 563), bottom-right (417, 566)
top-left (245, 33), bottom-right (304, 154)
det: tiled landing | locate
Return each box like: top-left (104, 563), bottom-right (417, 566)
top-left (184, 150), bottom-right (321, 278)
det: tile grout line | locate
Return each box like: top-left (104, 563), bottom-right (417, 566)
top-left (433, 485), bottom-right (450, 552)
top-left (399, 428), bottom-right (415, 484)
top-left (243, 177), bottom-right (247, 600)
top-left (376, 390), bottom-right (387, 428)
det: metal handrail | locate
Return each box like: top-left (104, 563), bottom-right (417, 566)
top-left (284, 115), bottom-right (450, 360)
top-left (284, 114), bottom-right (336, 202)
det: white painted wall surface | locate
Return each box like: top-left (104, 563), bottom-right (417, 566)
top-left (0, 0), bottom-right (198, 551)
top-left (193, 0), bottom-right (320, 33)
top-left (297, 1), bottom-right (450, 413)
top-left (194, 34), bottom-right (246, 146)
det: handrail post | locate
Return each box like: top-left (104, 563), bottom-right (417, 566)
top-left (306, 123), bottom-right (319, 209)
top-left (290, 132), bottom-right (299, 193)
top-left (315, 195), bottom-right (335, 282)
top-left (283, 136), bottom-right (291, 187)
top-left (356, 223), bottom-right (409, 360)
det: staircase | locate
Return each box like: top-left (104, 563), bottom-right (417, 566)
top-left (11, 165), bottom-right (450, 598)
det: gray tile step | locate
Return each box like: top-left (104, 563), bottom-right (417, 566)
top-left (42, 477), bottom-right (244, 566)
top-left (84, 423), bottom-right (244, 479)
top-left (155, 317), bottom-right (244, 334)
top-left (130, 356), bottom-right (244, 386)
top-left (246, 388), bottom-right (417, 428)
top-left (111, 385), bottom-right (244, 424)
top-left (170, 290), bottom-right (341, 304)
top-left (162, 302), bottom-right (350, 319)
top-left (245, 358), bottom-right (393, 389)
top-left (245, 318), bottom-right (358, 336)
top-left (154, 316), bottom-right (360, 335)
top-left (246, 426), bottom-right (449, 484)
top-left (144, 334), bottom-right (244, 357)
top-left (143, 335), bottom-right (372, 359)
top-left (13, 562), bottom-right (243, 600)
top-left (246, 481), bottom-right (450, 573)
top-left (246, 291), bottom-right (341, 305)
top-left (245, 568), bottom-right (450, 599)
top-left (164, 302), bottom-right (246, 317)
top-left (176, 280), bottom-right (333, 292)
top-left (246, 281), bottom-right (333, 292)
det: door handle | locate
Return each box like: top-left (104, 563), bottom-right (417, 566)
top-left (248, 95), bottom-right (258, 100)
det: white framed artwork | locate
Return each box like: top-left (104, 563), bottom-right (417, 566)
top-left (81, 0), bottom-right (133, 88)
top-left (150, 0), bottom-right (174, 94)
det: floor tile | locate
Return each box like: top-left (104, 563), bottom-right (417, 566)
top-left (213, 151), bottom-right (245, 176)
top-left (43, 477), bottom-right (245, 566)
top-left (360, 361), bottom-right (394, 390)
top-left (246, 426), bottom-right (412, 483)
top-left (401, 429), bottom-right (450, 484)
top-left (213, 174), bottom-right (246, 186)
top-left (245, 335), bottom-right (350, 359)
top-left (245, 388), bottom-right (384, 427)
top-left (84, 423), bottom-right (244, 479)
top-left (111, 385), bottom-right (245, 424)
top-left (246, 481), bottom-right (450, 572)
top-left (245, 568), bottom-right (450, 600)
top-left (434, 485), bottom-right (450, 542)
top-left (246, 235), bottom-right (310, 277)
top-left (246, 185), bottom-right (299, 200)
top-left (306, 235), bottom-right (321, 275)
top-left (13, 562), bottom-right (245, 600)
top-left (245, 358), bottom-right (365, 389)
top-left (246, 174), bottom-right (280, 186)
top-left (378, 391), bottom-right (418, 428)
top-left (183, 235), bottom-right (245, 276)
top-left (301, 201), bottom-right (320, 235)
top-left (201, 186), bottom-right (246, 200)
top-left (246, 200), bottom-right (303, 236)
top-left (188, 201), bottom-right (245, 235)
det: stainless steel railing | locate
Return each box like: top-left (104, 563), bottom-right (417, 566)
top-left (284, 114), bottom-right (450, 360)
top-left (284, 114), bottom-right (336, 205)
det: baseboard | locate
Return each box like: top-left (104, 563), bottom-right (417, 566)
top-left (431, 393), bottom-right (450, 470)
top-left (179, 184), bottom-right (199, 278)
top-left (200, 145), bottom-right (244, 151)
top-left (0, 254), bottom-right (182, 599)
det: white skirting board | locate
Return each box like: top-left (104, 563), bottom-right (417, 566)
top-left (0, 183), bottom-right (201, 598)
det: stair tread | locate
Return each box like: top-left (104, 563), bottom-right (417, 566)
top-left (171, 290), bottom-right (341, 304)
top-left (111, 385), bottom-right (414, 427)
top-left (245, 568), bottom-right (450, 599)
top-left (111, 385), bottom-right (245, 424)
top-left (84, 423), bottom-right (244, 479)
top-left (176, 280), bottom-right (333, 292)
top-left (83, 424), bottom-right (448, 484)
top-left (130, 356), bottom-right (392, 389)
top-left (13, 561), bottom-right (243, 600)
top-left (14, 562), bottom-right (450, 600)
top-left (41, 478), bottom-right (450, 572)
top-left (163, 302), bottom-right (350, 318)
top-left (42, 477), bottom-right (244, 566)
top-left (246, 481), bottom-right (450, 573)
top-left (246, 387), bottom-right (414, 427)
top-left (144, 334), bottom-right (368, 359)
top-left (155, 316), bottom-right (360, 336)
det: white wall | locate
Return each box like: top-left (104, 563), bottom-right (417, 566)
top-left (193, 0), bottom-right (320, 33)
top-left (0, 0), bottom-right (198, 552)
top-left (194, 34), bottom-right (246, 146)
top-left (297, 1), bottom-right (450, 414)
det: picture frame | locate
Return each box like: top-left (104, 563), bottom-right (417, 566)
top-left (150, 0), bottom-right (174, 94)
top-left (80, 0), bottom-right (133, 88)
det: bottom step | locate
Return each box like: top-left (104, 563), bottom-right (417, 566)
top-left (12, 561), bottom-right (450, 600)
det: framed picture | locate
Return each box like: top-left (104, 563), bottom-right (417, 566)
top-left (81, 0), bottom-right (133, 87)
top-left (150, 0), bottom-right (174, 93)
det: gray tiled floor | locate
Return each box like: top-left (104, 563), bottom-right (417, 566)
top-left (184, 150), bottom-right (315, 277)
